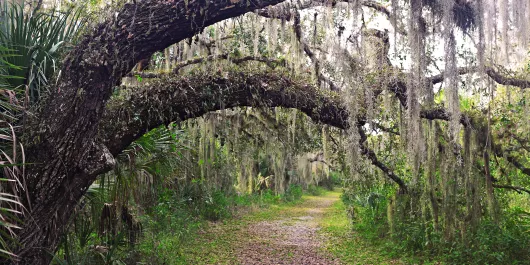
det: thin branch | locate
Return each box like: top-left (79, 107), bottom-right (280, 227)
top-left (505, 153), bottom-right (530, 176)
top-left (359, 127), bottom-right (408, 192)
top-left (198, 35), bottom-right (235, 55)
top-left (493, 184), bottom-right (530, 195)
top-left (512, 134), bottom-right (530, 153)
top-left (256, 0), bottom-right (407, 35)
top-left (360, 0), bottom-right (407, 35)
top-left (373, 122), bottom-right (400, 135)
top-left (139, 53), bottom-right (289, 74)
top-left (386, 74), bottom-right (478, 126)
top-left (32, 0), bottom-right (43, 15)
top-left (429, 66), bottom-right (530, 89)
top-left (128, 52), bottom-right (286, 78)
top-left (493, 144), bottom-right (530, 177)
top-left (293, 11), bottom-right (341, 91)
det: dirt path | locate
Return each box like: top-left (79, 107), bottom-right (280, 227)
top-left (234, 192), bottom-right (343, 265)
top-left (180, 190), bottom-right (420, 265)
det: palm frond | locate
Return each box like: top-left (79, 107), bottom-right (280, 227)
top-left (0, 2), bottom-right (85, 105)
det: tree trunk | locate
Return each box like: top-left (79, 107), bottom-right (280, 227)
top-left (12, 1), bottom-right (285, 264)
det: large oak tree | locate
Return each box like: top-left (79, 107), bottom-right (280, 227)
top-left (5, 0), bottom-right (530, 264)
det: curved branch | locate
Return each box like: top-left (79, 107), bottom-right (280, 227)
top-left (172, 53), bottom-right (286, 73)
top-left (387, 74), bottom-right (478, 126)
top-left (493, 184), bottom-right (530, 195)
top-left (100, 70), bottom-right (408, 191)
top-left (127, 54), bottom-right (286, 77)
top-left (373, 122), bottom-right (400, 135)
top-left (359, 128), bottom-right (408, 192)
top-left (429, 66), bottom-right (530, 89)
top-left (101, 70), bottom-right (347, 156)
top-left (491, 141), bottom-right (530, 181)
top-left (18, 0), bottom-right (288, 263)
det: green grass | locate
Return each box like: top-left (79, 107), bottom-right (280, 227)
top-left (146, 189), bottom-right (445, 265)
top-left (149, 191), bottom-right (308, 265)
top-left (319, 192), bottom-right (443, 265)
top-left (172, 189), bottom-right (342, 264)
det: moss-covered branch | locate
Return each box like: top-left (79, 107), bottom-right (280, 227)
top-left (429, 66), bottom-right (530, 89)
top-left (101, 70), bottom-right (346, 156)
top-left (100, 69), bottom-right (408, 191)
top-left (493, 184), bottom-right (530, 195)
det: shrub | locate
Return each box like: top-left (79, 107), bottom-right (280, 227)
top-left (330, 171), bottom-right (343, 186)
top-left (202, 190), bottom-right (231, 221)
top-left (260, 189), bottom-right (281, 204)
top-left (283, 184), bottom-right (303, 202)
top-left (307, 185), bottom-right (323, 196)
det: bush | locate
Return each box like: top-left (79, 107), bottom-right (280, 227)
top-left (260, 189), bottom-right (281, 204)
top-left (319, 171), bottom-right (343, 190)
top-left (330, 171), bottom-right (343, 186)
top-left (307, 185), bottom-right (323, 196)
top-left (344, 188), bottom-right (530, 265)
top-left (444, 218), bottom-right (530, 265)
top-left (283, 184), bottom-right (303, 202)
top-left (202, 190), bottom-right (231, 221)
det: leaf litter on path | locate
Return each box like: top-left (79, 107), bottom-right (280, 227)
top-left (235, 193), bottom-right (343, 265)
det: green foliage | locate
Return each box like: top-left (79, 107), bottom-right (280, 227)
top-left (0, 2), bottom-right (85, 104)
top-left (259, 189), bottom-right (282, 204)
top-left (321, 192), bottom-right (425, 264)
top-left (439, 208), bottom-right (530, 264)
top-left (0, 44), bottom-right (26, 260)
top-left (307, 185), bottom-right (324, 196)
top-left (329, 171), bottom-right (343, 186)
top-left (282, 184), bottom-right (303, 202)
top-left (201, 190), bottom-right (231, 221)
top-left (341, 187), bottom-right (530, 264)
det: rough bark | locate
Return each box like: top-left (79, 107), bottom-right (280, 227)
top-left (429, 66), bottom-right (530, 89)
top-left (10, 0), bottom-right (529, 263)
top-left (100, 70), bottom-right (347, 156)
top-left (98, 70), bottom-right (408, 192)
top-left (14, 0), bottom-right (286, 264)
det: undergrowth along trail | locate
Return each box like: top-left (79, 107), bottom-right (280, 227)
top-left (177, 190), bottom-right (414, 265)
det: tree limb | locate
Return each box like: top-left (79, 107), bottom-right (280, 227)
top-left (100, 69), bottom-right (408, 192)
top-left (429, 66), bottom-right (530, 89)
top-left (127, 54), bottom-right (286, 77)
top-left (256, 0), bottom-right (407, 35)
top-left (493, 184), bottom-right (530, 195)
top-left (492, 143), bottom-right (530, 178)
top-left (293, 11), bottom-right (341, 91)
top-left (17, 0), bottom-right (287, 263)
top-left (101, 70), bottom-right (347, 156)
top-left (359, 128), bottom-right (408, 193)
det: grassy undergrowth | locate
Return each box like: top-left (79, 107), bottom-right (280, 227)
top-left (170, 186), bottom-right (334, 264)
top-left (145, 187), bottom-right (449, 265)
top-left (319, 191), bottom-right (441, 265)
top-left (138, 185), bottom-right (308, 265)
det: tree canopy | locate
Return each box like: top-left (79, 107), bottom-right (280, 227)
top-left (1, 0), bottom-right (530, 264)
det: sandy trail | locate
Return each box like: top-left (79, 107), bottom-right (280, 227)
top-left (235, 192), bottom-right (343, 265)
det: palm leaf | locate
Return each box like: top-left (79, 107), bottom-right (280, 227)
top-left (0, 2), bottom-right (85, 105)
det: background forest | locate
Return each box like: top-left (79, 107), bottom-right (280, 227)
top-left (0, 0), bottom-right (530, 264)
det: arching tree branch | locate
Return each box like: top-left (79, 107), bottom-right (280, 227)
top-left (429, 66), bottom-right (530, 89)
top-left (16, 0), bottom-right (288, 263)
top-left (100, 70), bottom-right (408, 192)
top-left (101, 70), bottom-right (347, 156)
top-left (493, 184), bottom-right (530, 195)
